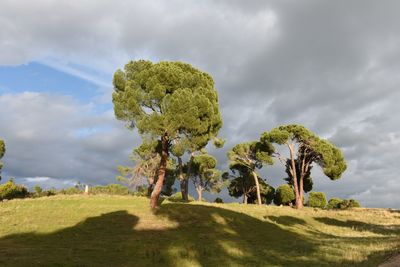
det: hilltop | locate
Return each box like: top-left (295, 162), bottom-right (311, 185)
top-left (0, 195), bottom-right (399, 266)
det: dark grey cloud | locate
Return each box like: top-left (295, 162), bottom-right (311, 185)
top-left (0, 0), bottom-right (400, 207)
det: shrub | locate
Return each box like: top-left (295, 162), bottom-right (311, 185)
top-left (0, 179), bottom-right (29, 200)
top-left (349, 199), bottom-right (361, 208)
top-left (90, 184), bottom-right (129, 195)
top-left (327, 198), bottom-right (343, 209)
top-left (58, 187), bottom-right (83, 195)
top-left (214, 197), bottom-right (224, 203)
top-left (274, 184), bottom-right (295, 206)
top-left (307, 192), bottom-right (327, 208)
top-left (327, 198), bottom-right (361, 209)
top-left (339, 199), bottom-right (361, 209)
top-left (168, 192), bottom-right (195, 202)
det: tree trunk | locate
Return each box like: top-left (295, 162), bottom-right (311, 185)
top-left (288, 143), bottom-right (302, 209)
top-left (243, 194), bottom-right (248, 204)
top-left (252, 171), bottom-right (262, 205)
top-left (196, 188), bottom-right (202, 202)
top-left (183, 152), bottom-right (194, 201)
top-left (150, 134), bottom-right (168, 209)
top-left (178, 157), bottom-right (188, 201)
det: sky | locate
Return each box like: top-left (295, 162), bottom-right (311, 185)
top-left (0, 0), bottom-right (399, 208)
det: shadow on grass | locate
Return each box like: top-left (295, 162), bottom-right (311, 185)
top-left (0, 203), bottom-right (396, 266)
top-left (315, 217), bottom-right (400, 235)
top-left (265, 215), bottom-right (306, 226)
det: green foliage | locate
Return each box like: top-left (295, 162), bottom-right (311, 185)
top-left (0, 139), bottom-right (5, 181)
top-left (34, 185), bottom-right (43, 195)
top-left (227, 141), bottom-right (273, 171)
top-left (273, 184), bottom-right (295, 206)
top-left (260, 124), bottom-right (347, 180)
top-left (327, 198), bottom-right (361, 209)
top-left (32, 186), bottom-right (56, 198)
top-left (227, 168), bottom-right (275, 205)
top-left (112, 60), bottom-right (222, 149)
top-left (90, 184), bottom-right (130, 195)
top-left (339, 199), bottom-right (361, 209)
top-left (284, 159), bottom-right (314, 193)
top-left (167, 191), bottom-right (194, 202)
top-left (0, 179), bottom-right (29, 200)
top-left (188, 153), bottom-right (225, 197)
top-left (307, 192), bottom-right (327, 208)
top-left (327, 198), bottom-right (344, 209)
top-left (214, 197), bottom-right (224, 203)
top-left (58, 187), bottom-right (83, 195)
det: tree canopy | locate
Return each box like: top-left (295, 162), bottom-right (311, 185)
top-left (260, 124), bottom-right (347, 209)
top-left (227, 141), bottom-right (273, 205)
top-left (188, 153), bottom-right (225, 201)
top-left (112, 60), bottom-right (222, 208)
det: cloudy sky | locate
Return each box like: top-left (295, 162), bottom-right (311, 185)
top-left (1, 0), bottom-right (399, 208)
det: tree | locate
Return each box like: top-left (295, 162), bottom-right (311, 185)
top-left (227, 142), bottom-right (273, 205)
top-left (112, 60), bottom-right (222, 208)
top-left (0, 139), bottom-right (5, 181)
top-left (226, 167), bottom-right (274, 204)
top-left (283, 159), bottom-right (313, 193)
top-left (188, 153), bottom-right (225, 202)
top-left (273, 184), bottom-right (295, 206)
top-left (117, 141), bottom-right (176, 197)
top-left (260, 124), bottom-right (347, 209)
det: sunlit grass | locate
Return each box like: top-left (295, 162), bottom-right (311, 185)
top-left (0, 195), bottom-right (398, 266)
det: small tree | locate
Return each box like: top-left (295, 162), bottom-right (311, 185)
top-left (307, 192), bottom-right (327, 208)
top-left (0, 139), bottom-right (5, 181)
top-left (188, 153), bottom-right (225, 202)
top-left (226, 167), bottom-right (274, 205)
top-left (227, 142), bottom-right (273, 205)
top-left (260, 124), bottom-right (347, 209)
top-left (113, 60), bottom-right (223, 208)
top-left (273, 184), bottom-right (295, 206)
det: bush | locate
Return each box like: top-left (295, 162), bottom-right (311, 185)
top-left (327, 197), bottom-right (343, 209)
top-left (274, 184), bottom-right (295, 206)
top-left (167, 192), bottom-right (194, 202)
top-left (0, 180), bottom-right (29, 200)
top-left (58, 187), bottom-right (83, 195)
top-left (90, 184), bottom-right (129, 195)
top-left (339, 199), bottom-right (361, 209)
top-left (214, 197), bottom-right (224, 203)
top-left (307, 192), bottom-right (327, 208)
top-left (327, 198), bottom-right (361, 209)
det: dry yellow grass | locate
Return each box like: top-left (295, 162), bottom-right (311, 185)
top-left (0, 195), bottom-right (398, 266)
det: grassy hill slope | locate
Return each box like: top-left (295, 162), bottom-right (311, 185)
top-left (0, 195), bottom-right (399, 266)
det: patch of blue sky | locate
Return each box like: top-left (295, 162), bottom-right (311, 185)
top-left (0, 62), bottom-right (110, 104)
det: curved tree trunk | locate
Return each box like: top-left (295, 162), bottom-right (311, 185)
top-left (150, 134), bottom-right (168, 209)
top-left (252, 171), bottom-right (262, 205)
top-left (196, 187), bottom-right (202, 202)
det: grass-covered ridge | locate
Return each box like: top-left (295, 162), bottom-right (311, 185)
top-left (0, 195), bottom-right (399, 266)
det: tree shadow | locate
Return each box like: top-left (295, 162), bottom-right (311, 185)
top-left (265, 215), bottom-right (306, 226)
top-left (0, 204), bottom-right (396, 266)
top-left (314, 217), bottom-right (400, 235)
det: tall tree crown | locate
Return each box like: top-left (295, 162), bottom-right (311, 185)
top-left (260, 124), bottom-right (347, 180)
top-left (112, 60), bottom-right (222, 149)
top-left (227, 141), bottom-right (273, 171)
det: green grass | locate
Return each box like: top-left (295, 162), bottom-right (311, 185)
top-left (0, 195), bottom-right (399, 266)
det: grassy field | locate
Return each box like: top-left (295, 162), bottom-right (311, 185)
top-left (0, 195), bottom-right (399, 266)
